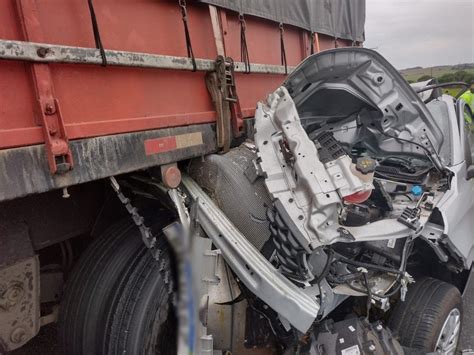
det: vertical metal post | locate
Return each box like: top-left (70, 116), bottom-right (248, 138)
top-left (15, 0), bottom-right (73, 174)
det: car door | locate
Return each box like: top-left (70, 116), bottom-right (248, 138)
top-left (436, 97), bottom-right (474, 269)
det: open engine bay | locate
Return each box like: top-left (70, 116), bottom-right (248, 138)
top-left (253, 86), bottom-right (448, 303)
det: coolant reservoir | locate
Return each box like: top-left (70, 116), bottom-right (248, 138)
top-left (344, 157), bottom-right (376, 204)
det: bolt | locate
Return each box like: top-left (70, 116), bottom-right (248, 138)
top-left (376, 324), bottom-right (383, 332)
top-left (368, 344), bottom-right (376, 352)
top-left (2, 284), bottom-right (24, 310)
top-left (5, 285), bottom-right (23, 303)
top-left (45, 103), bottom-right (55, 115)
top-left (36, 47), bottom-right (51, 58)
top-left (10, 327), bottom-right (27, 344)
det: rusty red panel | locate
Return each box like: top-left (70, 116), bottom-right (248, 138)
top-left (222, 11), bottom-right (307, 67)
top-left (0, 0), bottom-right (23, 40)
top-left (318, 33), bottom-right (352, 51)
top-left (0, 0), bottom-right (342, 150)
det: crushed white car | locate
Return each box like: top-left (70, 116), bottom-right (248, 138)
top-left (188, 48), bottom-right (474, 354)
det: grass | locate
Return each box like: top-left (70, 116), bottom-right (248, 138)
top-left (442, 87), bottom-right (464, 97)
top-left (400, 64), bottom-right (474, 97)
top-left (400, 66), bottom-right (474, 82)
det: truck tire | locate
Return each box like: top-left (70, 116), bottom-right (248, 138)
top-left (58, 218), bottom-right (176, 355)
top-left (388, 277), bottom-right (462, 353)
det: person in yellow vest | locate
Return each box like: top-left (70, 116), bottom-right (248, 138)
top-left (460, 82), bottom-right (474, 124)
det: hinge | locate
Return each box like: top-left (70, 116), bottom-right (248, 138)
top-left (16, 0), bottom-right (73, 174)
top-left (35, 96), bottom-right (73, 174)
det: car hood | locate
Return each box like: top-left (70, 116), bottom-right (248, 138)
top-left (283, 48), bottom-right (444, 162)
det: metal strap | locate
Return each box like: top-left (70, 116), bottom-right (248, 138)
top-left (87, 0), bottom-right (107, 66)
top-left (205, 56), bottom-right (232, 151)
top-left (239, 14), bottom-right (250, 74)
top-left (179, 0), bottom-right (197, 72)
top-left (0, 39), bottom-right (294, 74)
top-left (279, 23), bottom-right (288, 75)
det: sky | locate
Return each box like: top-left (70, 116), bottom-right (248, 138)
top-left (364, 0), bottom-right (474, 69)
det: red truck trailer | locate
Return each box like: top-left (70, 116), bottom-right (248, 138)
top-left (0, 1), bottom-right (366, 353)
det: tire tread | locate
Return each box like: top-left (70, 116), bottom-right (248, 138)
top-left (389, 277), bottom-right (462, 351)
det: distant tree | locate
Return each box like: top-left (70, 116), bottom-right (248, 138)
top-left (462, 73), bottom-right (474, 84)
top-left (407, 79), bottom-right (414, 84)
top-left (417, 75), bottom-right (432, 82)
top-left (454, 70), bottom-right (468, 81)
top-left (438, 73), bottom-right (455, 83)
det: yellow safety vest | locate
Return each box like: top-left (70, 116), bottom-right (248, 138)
top-left (460, 90), bottom-right (474, 124)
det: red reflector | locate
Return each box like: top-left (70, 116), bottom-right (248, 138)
top-left (343, 190), bottom-right (372, 204)
top-left (162, 166), bottom-right (182, 189)
top-left (144, 136), bottom-right (177, 155)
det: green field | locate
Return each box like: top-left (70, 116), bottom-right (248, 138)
top-left (399, 64), bottom-right (474, 97)
top-left (400, 65), bottom-right (474, 82)
top-left (443, 87), bottom-right (465, 97)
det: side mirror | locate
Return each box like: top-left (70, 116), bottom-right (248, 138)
top-left (467, 165), bottom-right (474, 180)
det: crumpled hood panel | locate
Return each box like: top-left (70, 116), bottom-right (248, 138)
top-left (283, 48), bottom-right (444, 160)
